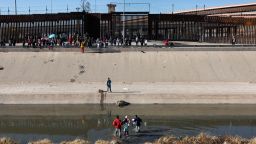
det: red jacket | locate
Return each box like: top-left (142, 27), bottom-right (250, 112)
top-left (112, 118), bottom-right (122, 129)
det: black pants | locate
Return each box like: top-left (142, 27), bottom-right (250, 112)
top-left (107, 85), bottom-right (112, 92)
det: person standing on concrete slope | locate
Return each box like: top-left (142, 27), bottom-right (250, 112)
top-left (144, 39), bottom-right (148, 46)
top-left (112, 115), bottom-right (122, 138)
top-left (135, 36), bottom-right (139, 46)
top-left (80, 41), bottom-right (85, 53)
top-left (232, 35), bottom-right (236, 45)
top-left (107, 77), bottom-right (112, 92)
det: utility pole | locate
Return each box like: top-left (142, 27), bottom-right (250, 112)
top-left (29, 6), bottom-right (30, 14)
top-left (172, 4), bottom-right (174, 14)
top-left (8, 7), bottom-right (10, 15)
top-left (95, 0), bottom-right (96, 13)
top-left (51, 0), bottom-right (52, 13)
top-left (46, 5), bottom-right (48, 13)
top-left (123, 0), bottom-right (125, 45)
top-left (67, 4), bottom-right (69, 12)
top-left (100, 14), bottom-right (101, 39)
top-left (15, 0), bottom-right (17, 15)
top-left (196, 4), bottom-right (198, 15)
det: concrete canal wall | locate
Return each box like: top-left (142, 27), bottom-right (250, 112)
top-left (1, 51), bottom-right (256, 83)
top-left (1, 51), bottom-right (256, 104)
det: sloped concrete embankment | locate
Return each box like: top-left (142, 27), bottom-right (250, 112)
top-left (2, 51), bottom-right (256, 83)
top-left (1, 51), bottom-right (256, 104)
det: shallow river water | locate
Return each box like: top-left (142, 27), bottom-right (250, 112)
top-left (0, 104), bottom-right (256, 143)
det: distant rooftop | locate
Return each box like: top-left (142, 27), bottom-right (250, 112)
top-left (175, 3), bottom-right (256, 17)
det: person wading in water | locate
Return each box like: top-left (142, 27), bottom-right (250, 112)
top-left (112, 115), bottom-right (122, 138)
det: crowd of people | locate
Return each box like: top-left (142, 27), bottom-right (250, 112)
top-left (0, 39), bottom-right (16, 47)
top-left (0, 33), bottom-right (149, 50)
top-left (95, 35), bottom-right (148, 48)
top-left (19, 33), bottom-right (95, 49)
top-left (112, 115), bottom-right (143, 138)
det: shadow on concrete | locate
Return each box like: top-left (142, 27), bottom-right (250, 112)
top-left (110, 91), bottom-right (141, 94)
top-left (88, 48), bottom-right (121, 53)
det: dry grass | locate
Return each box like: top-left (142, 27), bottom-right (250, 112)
top-left (95, 139), bottom-right (121, 144)
top-left (28, 139), bottom-right (91, 144)
top-left (1, 134), bottom-right (256, 144)
top-left (0, 137), bottom-right (18, 144)
top-left (154, 136), bottom-right (177, 144)
top-left (95, 140), bottom-right (110, 144)
top-left (28, 139), bottom-right (52, 144)
top-left (249, 138), bottom-right (256, 144)
top-left (60, 139), bottom-right (90, 144)
top-left (153, 133), bottom-right (254, 144)
top-left (220, 135), bottom-right (248, 144)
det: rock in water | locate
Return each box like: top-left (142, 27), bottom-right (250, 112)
top-left (116, 100), bottom-right (130, 107)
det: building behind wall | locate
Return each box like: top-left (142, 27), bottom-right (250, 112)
top-left (1, 3), bottom-right (256, 44)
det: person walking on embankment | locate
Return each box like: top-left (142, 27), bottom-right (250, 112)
top-left (107, 77), bottom-right (112, 92)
